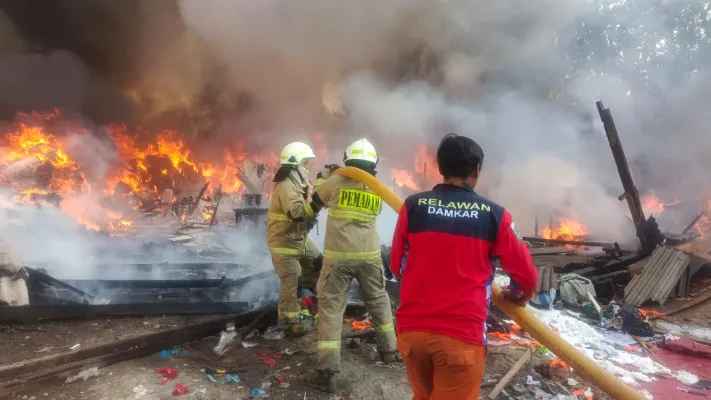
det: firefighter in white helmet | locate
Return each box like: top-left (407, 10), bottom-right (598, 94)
top-left (306, 138), bottom-right (398, 392)
top-left (266, 141), bottom-right (322, 336)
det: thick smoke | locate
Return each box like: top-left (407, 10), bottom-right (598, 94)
top-left (1, 0), bottom-right (711, 254)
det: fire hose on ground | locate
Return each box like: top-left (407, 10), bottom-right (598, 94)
top-left (334, 166), bottom-right (645, 400)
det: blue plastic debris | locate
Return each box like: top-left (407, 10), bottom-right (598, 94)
top-left (160, 349), bottom-right (188, 358)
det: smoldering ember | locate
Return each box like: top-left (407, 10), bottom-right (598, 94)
top-left (2, 1), bottom-right (711, 400)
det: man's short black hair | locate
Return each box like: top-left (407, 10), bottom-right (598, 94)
top-left (436, 133), bottom-right (484, 179)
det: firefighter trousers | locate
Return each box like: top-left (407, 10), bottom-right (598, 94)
top-left (316, 258), bottom-right (396, 373)
top-left (271, 239), bottom-right (321, 325)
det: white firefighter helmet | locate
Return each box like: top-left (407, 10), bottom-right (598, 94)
top-left (280, 142), bottom-right (316, 165)
top-left (343, 138), bottom-right (378, 164)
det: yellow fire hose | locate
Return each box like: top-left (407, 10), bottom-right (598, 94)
top-left (334, 166), bottom-right (645, 400)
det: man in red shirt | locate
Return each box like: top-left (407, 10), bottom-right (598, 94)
top-left (390, 133), bottom-right (538, 400)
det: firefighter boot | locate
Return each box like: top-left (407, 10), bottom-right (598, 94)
top-left (307, 371), bottom-right (336, 393)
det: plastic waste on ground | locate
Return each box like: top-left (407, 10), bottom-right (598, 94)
top-left (262, 326), bottom-right (286, 340)
top-left (65, 367), bottom-right (100, 383)
top-left (155, 367), bottom-right (179, 384)
top-left (160, 348), bottom-right (188, 358)
top-left (172, 383), bottom-right (189, 396)
top-left (213, 330), bottom-right (238, 357)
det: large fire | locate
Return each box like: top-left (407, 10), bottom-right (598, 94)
top-left (0, 110), bottom-right (279, 232)
top-left (541, 219), bottom-right (588, 241)
top-left (390, 144), bottom-right (439, 191)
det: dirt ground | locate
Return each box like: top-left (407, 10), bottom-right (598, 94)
top-left (0, 316), bottom-right (221, 365)
top-left (0, 315), bottom-right (571, 400)
top-left (672, 297), bottom-right (711, 326)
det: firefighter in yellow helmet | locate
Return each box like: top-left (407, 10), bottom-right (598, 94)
top-left (306, 138), bottom-right (398, 392)
top-left (267, 141), bottom-right (322, 336)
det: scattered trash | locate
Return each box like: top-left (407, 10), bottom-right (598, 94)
top-left (526, 375), bottom-right (541, 385)
top-left (226, 322), bottom-right (236, 332)
top-left (675, 370), bottom-right (700, 385)
top-left (242, 341), bottom-right (258, 348)
top-left (572, 388), bottom-right (593, 400)
top-left (558, 274), bottom-right (596, 306)
top-left (566, 378), bottom-right (579, 386)
top-left (530, 289), bottom-right (557, 309)
top-left (132, 385), bottom-right (150, 399)
top-left (155, 367), bottom-right (179, 384)
top-left (256, 350), bottom-right (282, 367)
top-left (251, 388), bottom-right (266, 396)
top-left (283, 348), bottom-right (305, 356)
top-left (549, 359), bottom-right (571, 380)
top-left (69, 344), bottom-right (81, 351)
top-left (160, 349), bottom-right (188, 358)
top-left (65, 367), bottom-right (100, 383)
top-left (620, 305), bottom-right (654, 337)
top-left (202, 368), bottom-right (241, 384)
top-left (172, 383), bottom-right (189, 396)
top-left (262, 326), bottom-right (285, 341)
top-left (213, 330), bottom-right (238, 357)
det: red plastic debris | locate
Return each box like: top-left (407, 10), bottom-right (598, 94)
top-left (278, 375), bottom-right (285, 383)
top-left (155, 367), bottom-right (179, 385)
top-left (256, 353), bottom-right (282, 367)
top-left (172, 383), bottom-right (189, 396)
top-left (572, 389), bottom-right (593, 400)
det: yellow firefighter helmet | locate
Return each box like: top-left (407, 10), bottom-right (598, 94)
top-left (280, 142), bottom-right (316, 165)
top-left (343, 138), bottom-right (378, 164)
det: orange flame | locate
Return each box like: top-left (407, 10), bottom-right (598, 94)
top-left (351, 319), bottom-right (372, 331)
top-left (642, 193), bottom-right (665, 216)
top-left (391, 169), bottom-right (420, 190)
top-left (0, 110), bottom-right (281, 231)
top-left (390, 144), bottom-right (439, 191)
top-left (542, 219), bottom-right (588, 241)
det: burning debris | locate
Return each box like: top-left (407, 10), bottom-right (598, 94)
top-left (0, 110), bottom-right (279, 234)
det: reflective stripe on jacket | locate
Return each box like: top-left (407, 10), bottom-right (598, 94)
top-left (313, 174), bottom-right (382, 260)
top-left (266, 171), bottom-right (314, 255)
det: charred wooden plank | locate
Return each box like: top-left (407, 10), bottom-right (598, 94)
top-left (0, 302), bottom-right (249, 323)
top-left (682, 211), bottom-right (705, 234)
top-left (596, 101), bottom-right (650, 253)
top-left (523, 237), bottom-right (615, 248)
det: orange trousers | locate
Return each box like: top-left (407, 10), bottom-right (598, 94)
top-left (397, 331), bottom-right (486, 400)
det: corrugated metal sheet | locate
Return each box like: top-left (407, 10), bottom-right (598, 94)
top-left (536, 266), bottom-right (557, 292)
top-left (624, 246), bottom-right (691, 306)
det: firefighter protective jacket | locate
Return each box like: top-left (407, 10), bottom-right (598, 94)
top-left (390, 184), bottom-right (538, 345)
top-left (266, 170), bottom-right (315, 256)
top-left (313, 174), bottom-right (382, 261)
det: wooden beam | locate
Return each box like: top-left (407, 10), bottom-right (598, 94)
top-left (487, 349), bottom-right (531, 399)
